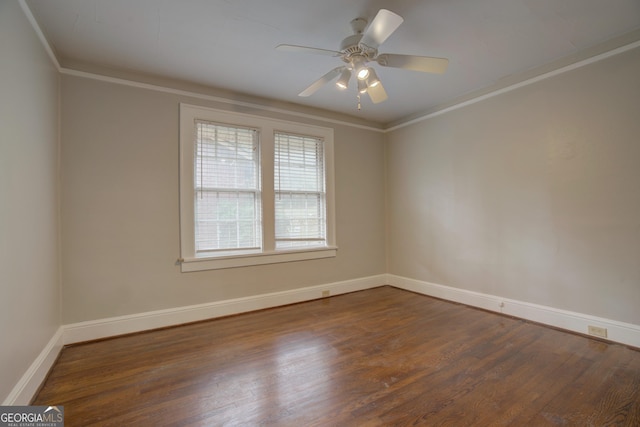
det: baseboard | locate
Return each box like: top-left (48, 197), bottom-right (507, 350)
top-left (5, 275), bottom-right (384, 405)
top-left (3, 327), bottom-right (64, 405)
top-left (63, 274), bottom-right (386, 345)
top-left (387, 274), bottom-right (640, 348)
top-left (15, 273), bottom-right (636, 406)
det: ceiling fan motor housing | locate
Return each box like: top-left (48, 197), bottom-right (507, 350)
top-left (340, 34), bottom-right (377, 64)
top-left (339, 17), bottom-right (378, 64)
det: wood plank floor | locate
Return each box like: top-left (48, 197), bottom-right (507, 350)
top-left (34, 286), bottom-right (640, 426)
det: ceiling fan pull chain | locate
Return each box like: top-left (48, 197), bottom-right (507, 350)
top-left (357, 93), bottom-right (361, 110)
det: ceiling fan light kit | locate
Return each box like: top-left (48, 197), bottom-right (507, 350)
top-left (276, 9), bottom-right (449, 109)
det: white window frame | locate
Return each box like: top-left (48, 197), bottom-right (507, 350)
top-left (179, 104), bottom-right (336, 272)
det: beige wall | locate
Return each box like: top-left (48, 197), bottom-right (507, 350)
top-left (387, 47), bottom-right (640, 325)
top-left (6, 0), bottom-right (640, 401)
top-left (60, 75), bottom-right (386, 324)
top-left (0, 1), bottom-right (60, 402)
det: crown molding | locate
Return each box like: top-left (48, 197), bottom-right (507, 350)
top-left (60, 67), bottom-right (385, 132)
top-left (387, 32), bottom-right (640, 132)
top-left (20, 0), bottom-right (640, 134)
top-left (18, 0), bottom-right (60, 71)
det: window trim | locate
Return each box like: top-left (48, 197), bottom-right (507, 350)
top-left (179, 104), bottom-right (336, 272)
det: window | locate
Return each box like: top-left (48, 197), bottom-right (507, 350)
top-left (194, 121), bottom-right (261, 255)
top-left (274, 133), bottom-right (326, 249)
top-left (180, 104), bottom-right (336, 271)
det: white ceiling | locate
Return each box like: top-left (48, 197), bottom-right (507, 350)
top-left (26, 0), bottom-right (640, 125)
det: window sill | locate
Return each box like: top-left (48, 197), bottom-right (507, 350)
top-left (180, 246), bottom-right (338, 272)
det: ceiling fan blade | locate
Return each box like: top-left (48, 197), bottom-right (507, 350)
top-left (276, 44), bottom-right (341, 57)
top-left (376, 53), bottom-right (449, 74)
top-left (298, 67), bottom-right (345, 97)
top-left (367, 81), bottom-right (388, 104)
top-left (359, 9), bottom-right (404, 50)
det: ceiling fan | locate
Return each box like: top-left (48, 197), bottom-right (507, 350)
top-left (276, 9), bottom-right (449, 107)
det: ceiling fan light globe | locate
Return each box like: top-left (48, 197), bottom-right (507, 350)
top-left (336, 68), bottom-right (351, 90)
top-left (366, 68), bottom-right (381, 87)
top-left (351, 56), bottom-right (369, 80)
top-left (357, 79), bottom-right (368, 93)
top-left (357, 68), bottom-right (370, 80)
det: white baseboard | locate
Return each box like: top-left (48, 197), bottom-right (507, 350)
top-left (387, 274), bottom-right (640, 348)
top-left (6, 275), bottom-right (384, 405)
top-left (63, 274), bottom-right (385, 345)
top-left (12, 272), bottom-right (637, 406)
top-left (3, 327), bottom-right (64, 405)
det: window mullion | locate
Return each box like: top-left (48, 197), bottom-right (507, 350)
top-left (261, 128), bottom-right (275, 252)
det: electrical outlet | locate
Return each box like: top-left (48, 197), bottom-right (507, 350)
top-left (322, 290), bottom-right (330, 298)
top-left (588, 325), bottom-right (608, 338)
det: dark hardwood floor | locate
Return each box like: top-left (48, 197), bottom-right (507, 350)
top-left (34, 286), bottom-right (640, 426)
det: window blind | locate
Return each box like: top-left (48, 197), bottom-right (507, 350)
top-left (274, 132), bottom-right (326, 249)
top-left (194, 120), bottom-right (261, 254)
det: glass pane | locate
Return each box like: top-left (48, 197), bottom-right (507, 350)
top-left (274, 193), bottom-right (326, 239)
top-left (275, 134), bottom-right (324, 193)
top-left (195, 192), bottom-right (261, 252)
top-left (195, 122), bottom-right (258, 190)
